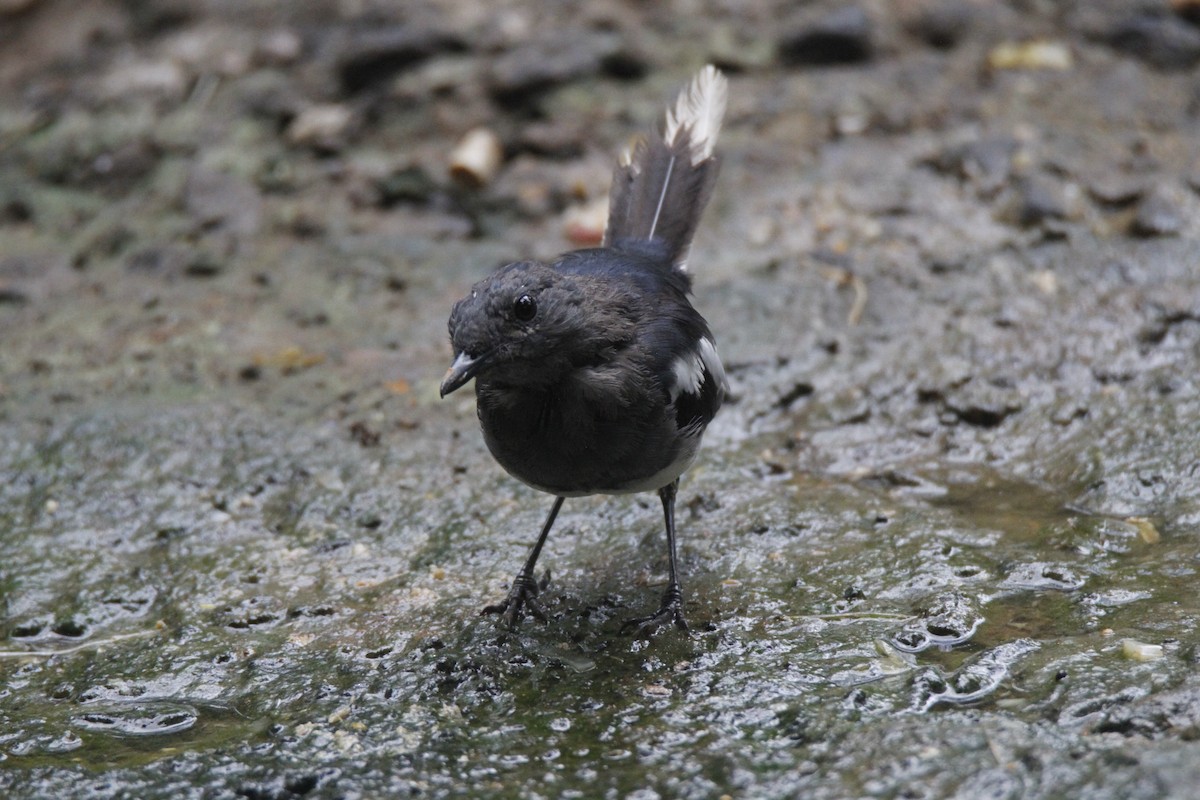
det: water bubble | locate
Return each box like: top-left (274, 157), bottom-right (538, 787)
top-left (1002, 562), bottom-right (1084, 591)
top-left (72, 702), bottom-right (198, 737)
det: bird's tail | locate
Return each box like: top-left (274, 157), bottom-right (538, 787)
top-left (604, 65), bottom-right (728, 273)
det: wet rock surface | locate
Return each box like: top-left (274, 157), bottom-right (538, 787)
top-left (1, 1), bottom-right (1199, 798)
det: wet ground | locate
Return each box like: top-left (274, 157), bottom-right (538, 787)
top-left (2, 0), bottom-right (1200, 797)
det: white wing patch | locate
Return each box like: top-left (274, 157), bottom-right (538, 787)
top-left (668, 337), bottom-right (725, 401)
top-left (670, 349), bottom-right (704, 400)
top-left (699, 336), bottom-right (727, 394)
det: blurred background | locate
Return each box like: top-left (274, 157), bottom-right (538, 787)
top-left (2, 1), bottom-right (1200, 798)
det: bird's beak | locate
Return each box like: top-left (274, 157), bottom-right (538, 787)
top-left (439, 350), bottom-right (488, 397)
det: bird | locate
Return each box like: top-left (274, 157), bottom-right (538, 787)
top-left (439, 65), bottom-right (729, 634)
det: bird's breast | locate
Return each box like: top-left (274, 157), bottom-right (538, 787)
top-left (473, 378), bottom-right (691, 497)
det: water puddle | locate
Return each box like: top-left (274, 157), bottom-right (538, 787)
top-left (924, 470), bottom-right (1077, 543)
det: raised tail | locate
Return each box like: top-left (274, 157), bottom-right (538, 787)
top-left (604, 65), bottom-right (728, 273)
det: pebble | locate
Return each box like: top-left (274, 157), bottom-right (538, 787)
top-left (448, 127), bottom-right (504, 189)
top-left (987, 40), bottom-right (1073, 71)
top-left (778, 6), bottom-right (874, 66)
top-left (1121, 639), bottom-right (1164, 662)
top-left (1173, 0), bottom-right (1200, 24)
top-left (126, 246), bottom-right (190, 278)
top-left (336, 25), bottom-right (463, 95)
top-left (162, 26), bottom-right (252, 77)
top-left (563, 197), bottom-right (608, 246)
top-left (256, 29), bottom-right (303, 66)
top-left (494, 156), bottom-right (558, 218)
top-left (930, 136), bottom-right (1019, 190)
top-left (236, 70), bottom-right (306, 125)
top-left (1102, 12), bottom-right (1200, 70)
top-left (902, 1), bottom-right (976, 50)
top-left (184, 166), bottom-right (263, 236)
top-left (1086, 173), bottom-right (1148, 206)
top-left (707, 24), bottom-right (776, 71)
top-left (487, 32), bottom-right (629, 103)
top-left (941, 378), bottom-right (1023, 428)
top-left (831, 95), bottom-right (872, 137)
top-left (1029, 270), bottom-right (1059, 296)
top-left (374, 164), bottom-right (439, 206)
top-left (1127, 516), bottom-right (1161, 544)
top-left (100, 58), bottom-right (188, 101)
top-left (1012, 176), bottom-right (1071, 227)
top-left (85, 140), bottom-right (160, 192)
top-left (287, 104), bottom-right (354, 151)
top-left (1130, 187), bottom-right (1184, 237)
top-left (516, 120), bottom-right (586, 159)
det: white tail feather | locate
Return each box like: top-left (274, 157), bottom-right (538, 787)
top-left (603, 65), bottom-right (726, 270)
top-left (663, 65), bottom-right (728, 165)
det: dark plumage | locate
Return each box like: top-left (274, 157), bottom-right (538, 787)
top-left (440, 66), bottom-right (729, 634)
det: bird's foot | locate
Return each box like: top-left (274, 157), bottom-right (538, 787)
top-left (622, 584), bottom-right (688, 637)
top-left (481, 570), bottom-right (550, 629)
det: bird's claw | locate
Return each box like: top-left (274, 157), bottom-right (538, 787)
top-left (622, 585), bottom-right (689, 637)
top-left (481, 571), bottom-right (550, 629)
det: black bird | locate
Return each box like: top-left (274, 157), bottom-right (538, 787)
top-left (440, 66), bottom-right (729, 633)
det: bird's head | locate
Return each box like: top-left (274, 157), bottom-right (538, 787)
top-left (440, 260), bottom-right (634, 397)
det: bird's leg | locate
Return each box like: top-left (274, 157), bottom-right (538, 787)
top-left (482, 495), bottom-right (564, 629)
top-left (624, 479), bottom-right (689, 635)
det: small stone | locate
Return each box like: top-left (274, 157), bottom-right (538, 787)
top-left (987, 40), bottom-right (1073, 71)
top-left (1087, 173), bottom-right (1148, 206)
top-left (488, 32), bottom-right (625, 103)
top-left (336, 25), bottom-right (463, 95)
top-left (374, 164), bottom-right (438, 207)
top-left (903, 1), bottom-right (975, 49)
top-left (563, 197), bottom-right (608, 246)
top-left (126, 246), bottom-right (190, 279)
top-left (748, 217), bottom-right (778, 247)
top-left (1121, 639), bottom-right (1164, 662)
top-left (1029, 270), bottom-right (1058, 296)
top-left (287, 104), bottom-right (354, 151)
top-left (1008, 176), bottom-right (1071, 227)
top-left (0, 190), bottom-right (33, 224)
top-left (831, 95), bottom-right (872, 137)
top-left (1130, 188), bottom-right (1184, 237)
top-left (256, 29), bottom-right (303, 66)
top-left (163, 26), bottom-right (252, 77)
top-left (929, 137), bottom-right (1019, 190)
top-left (1127, 517), bottom-right (1161, 544)
top-left (184, 252), bottom-right (223, 278)
top-left (101, 58), bottom-right (188, 101)
top-left (1103, 12), bottom-right (1200, 70)
top-left (184, 166), bottom-right (262, 236)
top-left (779, 6), bottom-right (874, 67)
top-left (448, 128), bottom-right (504, 190)
top-left (496, 158), bottom-right (558, 218)
top-left (943, 379), bottom-right (1023, 428)
top-left (1173, 0), bottom-right (1200, 25)
top-left (0, 283), bottom-right (28, 304)
top-left (516, 121), bottom-right (586, 159)
top-left (708, 24), bottom-right (776, 70)
top-left (236, 70), bottom-right (306, 126)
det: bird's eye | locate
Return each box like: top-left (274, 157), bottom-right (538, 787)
top-left (513, 294), bottom-right (537, 322)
